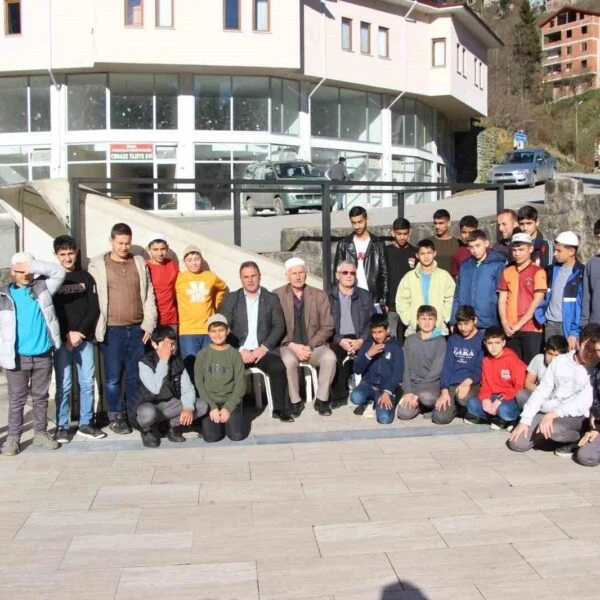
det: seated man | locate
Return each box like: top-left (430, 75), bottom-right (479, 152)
top-left (275, 258), bottom-right (336, 416)
top-left (329, 261), bottom-right (373, 408)
top-left (351, 314), bottom-right (404, 424)
top-left (220, 261), bottom-right (294, 422)
top-left (132, 326), bottom-right (208, 448)
top-left (509, 323), bottom-right (600, 458)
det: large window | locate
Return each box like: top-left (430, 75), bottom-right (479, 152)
top-left (392, 155), bottom-right (432, 204)
top-left (253, 0), bottom-right (268, 32)
top-left (5, 0), bottom-right (20, 34)
top-left (67, 74), bottom-right (106, 130)
top-left (0, 76), bottom-right (51, 133)
top-left (432, 38), bottom-right (446, 67)
top-left (156, 0), bottom-right (173, 27)
top-left (224, 0), bottom-right (240, 30)
top-left (194, 76), bottom-right (231, 130)
top-left (360, 22), bottom-right (370, 54)
top-left (391, 97), bottom-right (435, 150)
top-left (0, 146), bottom-right (51, 184)
top-left (125, 0), bottom-right (143, 26)
top-left (341, 17), bottom-right (352, 51)
top-left (378, 27), bottom-right (389, 58)
top-left (270, 79), bottom-right (299, 134)
top-left (232, 76), bottom-right (269, 131)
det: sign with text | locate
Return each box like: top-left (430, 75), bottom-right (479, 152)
top-left (110, 143), bottom-right (153, 161)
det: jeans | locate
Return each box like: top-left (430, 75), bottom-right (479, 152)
top-left (54, 341), bottom-right (96, 428)
top-left (350, 381), bottom-right (397, 424)
top-left (202, 404), bottom-right (249, 442)
top-left (99, 325), bottom-right (145, 422)
top-left (466, 396), bottom-right (520, 423)
top-left (335, 191), bottom-right (345, 210)
top-left (6, 354), bottom-right (53, 438)
top-left (179, 334), bottom-right (211, 376)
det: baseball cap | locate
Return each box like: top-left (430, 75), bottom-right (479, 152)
top-left (555, 231), bottom-right (579, 247)
top-left (207, 313), bottom-right (228, 327)
top-left (182, 245), bottom-right (202, 258)
top-left (511, 233), bottom-right (533, 245)
top-left (11, 251), bottom-right (35, 265)
top-left (147, 233), bottom-right (168, 247)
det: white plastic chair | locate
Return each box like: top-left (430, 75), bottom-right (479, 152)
top-left (245, 367), bottom-right (274, 415)
top-left (299, 362), bottom-right (318, 404)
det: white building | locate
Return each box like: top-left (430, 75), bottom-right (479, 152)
top-left (0, 0), bottom-right (502, 212)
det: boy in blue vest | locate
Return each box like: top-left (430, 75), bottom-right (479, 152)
top-left (535, 231), bottom-right (584, 351)
top-left (132, 325), bottom-right (208, 448)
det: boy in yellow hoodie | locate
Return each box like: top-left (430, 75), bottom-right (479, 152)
top-left (176, 245), bottom-right (228, 374)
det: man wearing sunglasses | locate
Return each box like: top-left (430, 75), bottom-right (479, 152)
top-left (329, 261), bottom-right (373, 408)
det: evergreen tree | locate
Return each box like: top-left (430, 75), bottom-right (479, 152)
top-left (513, 0), bottom-right (542, 95)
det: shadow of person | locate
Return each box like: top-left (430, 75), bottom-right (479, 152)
top-left (380, 581), bottom-right (430, 599)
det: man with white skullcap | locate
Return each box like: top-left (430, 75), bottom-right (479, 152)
top-left (274, 258), bottom-right (336, 416)
top-left (0, 251), bottom-right (65, 456)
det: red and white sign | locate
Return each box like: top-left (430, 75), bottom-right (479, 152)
top-left (110, 143), bottom-right (153, 161)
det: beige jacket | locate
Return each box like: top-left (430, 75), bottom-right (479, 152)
top-left (88, 253), bottom-right (157, 342)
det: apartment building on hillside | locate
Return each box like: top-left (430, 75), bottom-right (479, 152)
top-left (541, 6), bottom-right (600, 100)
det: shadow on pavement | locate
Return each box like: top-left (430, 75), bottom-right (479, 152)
top-left (381, 581), bottom-right (430, 599)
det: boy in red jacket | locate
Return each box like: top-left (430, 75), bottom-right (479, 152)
top-left (465, 326), bottom-right (526, 430)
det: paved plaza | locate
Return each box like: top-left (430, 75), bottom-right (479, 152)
top-left (1, 373), bottom-right (600, 600)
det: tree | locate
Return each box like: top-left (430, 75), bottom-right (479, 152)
top-left (512, 0), bottom-right (542, 96)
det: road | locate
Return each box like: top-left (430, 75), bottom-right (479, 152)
top-left (166, 173), bottom-right (600, 253)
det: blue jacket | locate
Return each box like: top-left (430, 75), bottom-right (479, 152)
top-left (451, 251), bottom-right (505, 328)
top-left (535, 261), bottom-right (584, 338)
top-left (354, 336), bottom-right (404, 395)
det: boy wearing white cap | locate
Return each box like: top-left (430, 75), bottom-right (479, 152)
top-left (535, 231), bottom-right (584, 350)
top-left (498, 233), bottom-right (547, 364)
top-left (146, 234), bottom-right (178, 331)
top-left (0, 252), bottom-right (65, 456)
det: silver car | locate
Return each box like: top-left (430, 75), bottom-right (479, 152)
top-left (487, 148), bottom-right (557, 188)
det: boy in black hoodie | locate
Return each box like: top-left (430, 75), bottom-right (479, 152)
top-left (53, 235), bottom-right (104, 442)
top-left (350, 314), bottom-right (404, 424)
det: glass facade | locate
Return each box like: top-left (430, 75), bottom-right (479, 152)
top-left (0, 146), bottom-right (51, 184)
top-left (392, 154), bottom-right (433, 204)
top-left (391, 97), bottom-right (434, 150)
top-left (0, 76), bottom-right (51, 133)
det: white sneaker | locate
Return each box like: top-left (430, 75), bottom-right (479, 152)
top-left (362, 405), bottom-right (375, 419)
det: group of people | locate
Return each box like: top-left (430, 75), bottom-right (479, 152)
top-left (2, 205), bottom-right (600, 466)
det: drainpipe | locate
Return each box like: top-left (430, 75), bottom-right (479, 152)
top-left (405, 0), bottom-right (418, 22)
top-left (47, 0), bottom-right (60, 89)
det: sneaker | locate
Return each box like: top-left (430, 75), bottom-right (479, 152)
top-left (554, 443), bottom-right (577, 457)
top-left (463, 415), bottom-right (484, 425)
top-left (353, 404), bottom-right (367, 416)
top-left (55, 427), bottom-right (70, 444)
top-left (33, 431), bottom-right (60, 450)
top-left (1, 436), bottom-right (20, 456)
top-left (109, 417), bottom-right (132, 435)
top-left (167, 427), bottom-right (186, 443)
top-left (78, 425), bottom-right (107, 440)
top-left (363, 405), bottom-right (375, 419)
top-left (140, 429), bottom-right (161, 448)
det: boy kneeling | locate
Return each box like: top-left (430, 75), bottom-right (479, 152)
top-left (133, 326), bottom-right (208, 448)
top-left (509, 323), bottom-right (600, 457)
top-left (351, 314), bottom-right (404, 424)
top-left (195, 314), bottom-right (249, 442)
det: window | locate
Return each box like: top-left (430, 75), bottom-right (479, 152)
top-left (581, 42), bottom-right (587, 51)
top-left (68, 74), bottom-right (106, 130)
top-left (582, 26), bottom-right (588, 34)
top-left (567, 46), bottom-right (572, 55)
top-left (155, 0), bottom-right (173, 27)
top-left (341, 17), bottom-right (352, 51)
top-left (125, 0), bottom-right (143, 26)
top-left (253, 0), bottom-right (268, 32)
top-left (566, 62), bottom-right (572, 71)
top-left (224, 0), bottom-right (240, 30)
top-left (456, 43), bottom-right (461, 74)
top-left (473, 57), bottom-right (478, 86)
top-left (232, 76), bottom-right (269, 131)
top-left (4, 0), bottom-right (20, 34)
top-left (377, 27), bottom-right (389, 58)
top-left (582, 59), bottom-right (588, 69)
top-left (478, 61), bottom-right (482, 89)
top-left (432, 38), bottom-right (445, 67)
top-left (360, 22), bottom-right (370, 54)
top-left (566, 29), bottom-right (572, 38)
top-left (0, 76), bottom-right (51, 133)
top-left (461, 47), bottom-right (466, 77)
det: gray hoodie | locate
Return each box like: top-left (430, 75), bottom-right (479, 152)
top-left (582, 255), bottom-right (600, 326)
top-left (402, 332), bottom-right (446, 393)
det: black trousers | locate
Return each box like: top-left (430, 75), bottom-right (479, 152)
top-left (253, 351), bottom-right (290, 412)
top-left (507, 331), bottom-right (543, 365)
top-left (330, 336), bottom-right (357, 403)
top-left (202, 405), bottom-right (249, 442)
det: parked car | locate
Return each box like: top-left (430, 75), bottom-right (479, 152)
top-left (241, 160), bottom-right (332, 216)
top-left (487, 148), bottom-right (557, 188)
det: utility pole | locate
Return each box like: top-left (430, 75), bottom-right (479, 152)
top-left (575, 99), bottom-right (583, 163)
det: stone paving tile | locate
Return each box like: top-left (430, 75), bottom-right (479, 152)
top-left (200, 479), bottom-right (304, 503)
top-left (202, 444), bottom-right (294, 463)
top-left (464, 483), bottom-right (591, 514)
top-left (336, 585), bottom-right (485, 600)
top-left (252, 498), bottom-right (369, 528)
top-left (0, 485), bottom-right (99, 513)
top-left (430, 447), bottom-right (534, 468)
top-left (0, 539), bottom-right (71, 573)
top-left (116, 562), bottom-right (258, 600)
top-left (60, 532), bottom-right (193, 570)
top-left (513, 539), bottom-right (600, 578)
top-left (398, 468), bottom-right (509, 494)
top-left (342, 455), bottom-right (443, 475)
top-left (493, 460), bottom-right (600, 486)
top-left (567, 480), bottom-right (600, 504)
top-left (360, 491), bottom-right (482, 522)
top-left (477, 577), bottom-right (600, 600)
top-left (15, 508), bottom-right (141, 540)
top-left (17, 451), bottom-right (118, 470)
top-left (386, 544), bottom-right (539, 587)
top-left (257, 554), bottom-right (400, 600)
top-left (378, 435), bottom-right (469, 455)
top-left (0, 568), bottom-right (122, 600)
top-left (53, 465), bottom-right (156, 487)
top-left (192, 524), bottom-right (319, 563)
top-left (543, 505), bottom-right (600, 540)
top-left (112, 447), bottom-right (206, 466)
top-left (0, 512), bottom-right (29, 541)
top-left (249, 458), bottom-right (346, 480)
top-left (290, 439), bottom-right (385, 460)
top-left (152, 462), bottom-right (251, 484)
top-left (430, 511), bottom-right (568, 547)
top-left (0, 467), bottom-right (62, 489)
top-left (314, 519), bottom-right (446, 556)
top-left (457, 431), bottom-right (511, 449)
top-left (301, 473), bottom-right (410, 499)
top-left (92, 483), bottom-right (199, 508)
